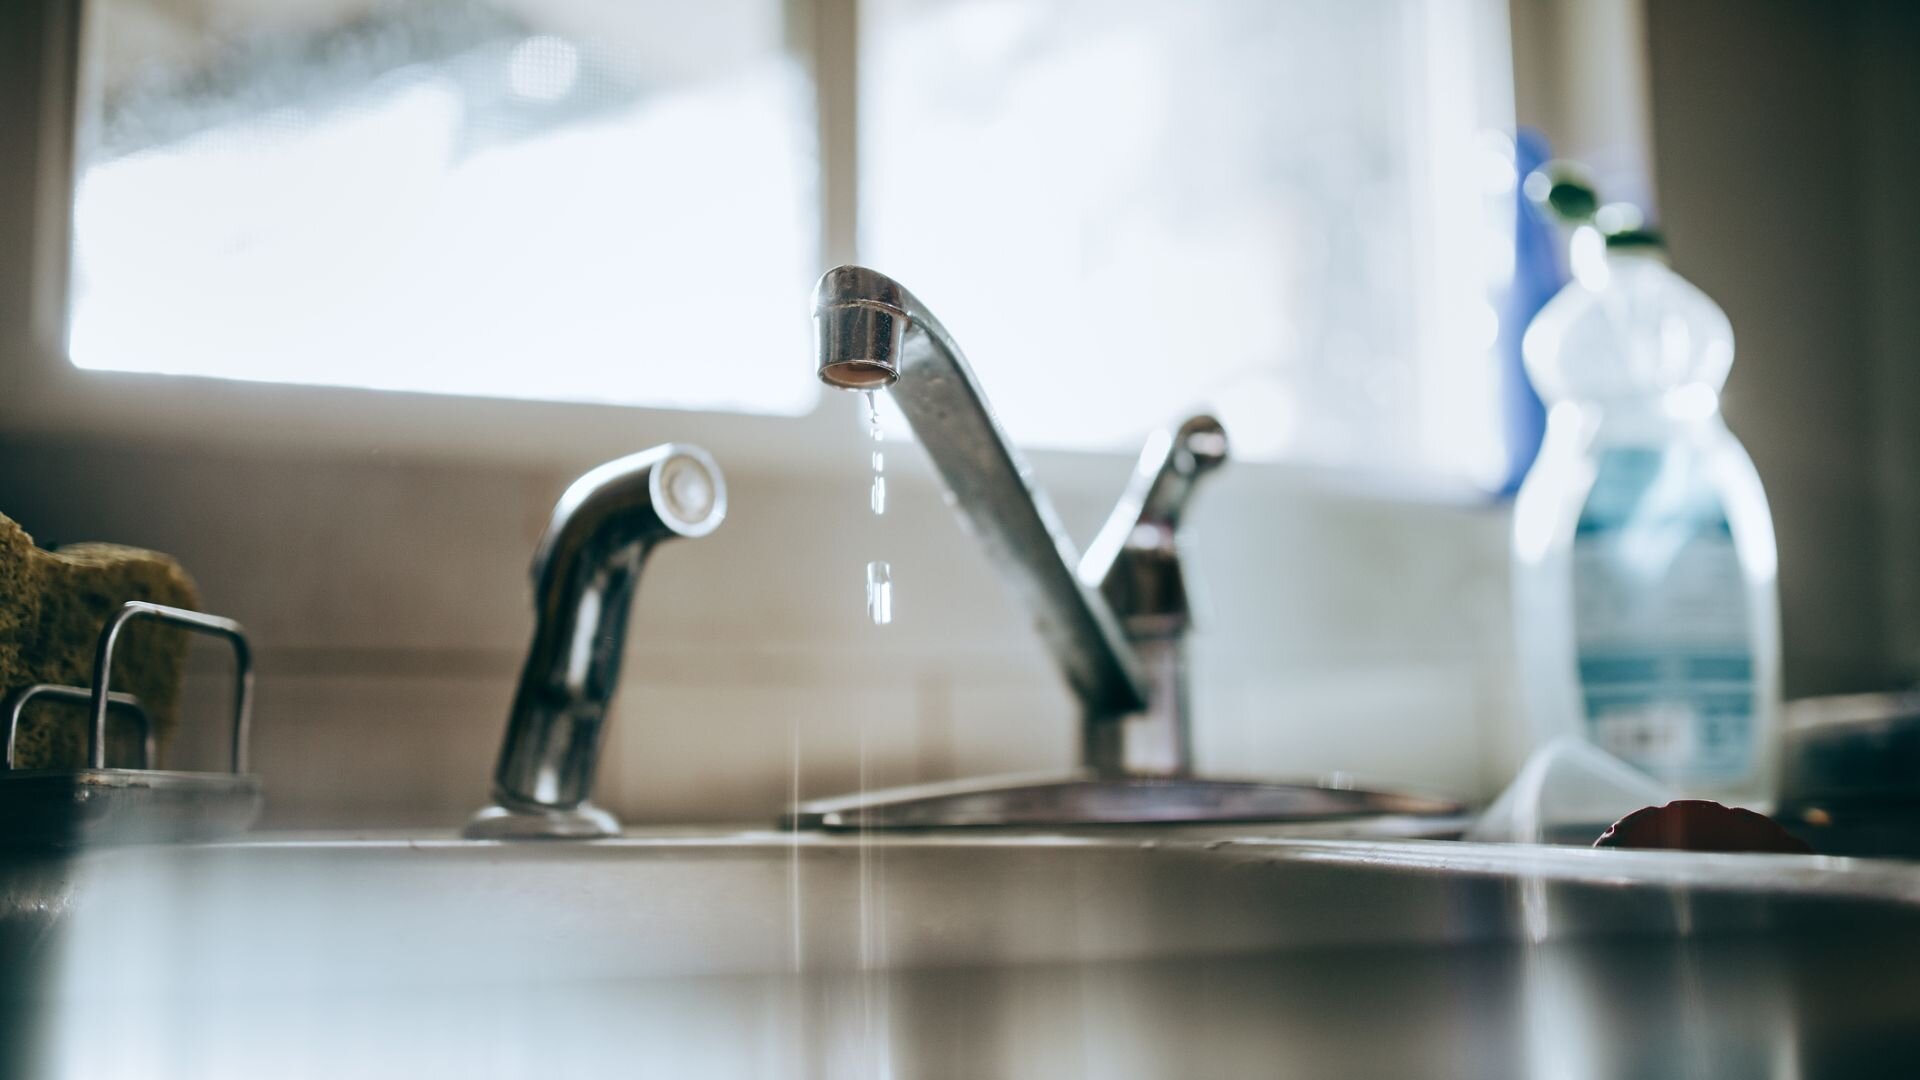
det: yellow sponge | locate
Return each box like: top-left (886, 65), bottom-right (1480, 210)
top-left (1, 514), bottom-right (201, 769)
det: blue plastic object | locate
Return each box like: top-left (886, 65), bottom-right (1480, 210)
top-left (1494, 129), bottom-right (1563, 495)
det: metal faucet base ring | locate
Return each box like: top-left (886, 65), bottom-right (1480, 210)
top-left (782, 773), bottom-right (1463, 831)
top-left (464, 801), bottom-right (622, 840)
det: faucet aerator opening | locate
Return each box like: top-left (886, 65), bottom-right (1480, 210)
top-left (812, 273), bottom-right (908, 389)
top-left (819, 359), bottom-right (898, 390)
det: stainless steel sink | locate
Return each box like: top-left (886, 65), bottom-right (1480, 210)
top-left (6, 827), bottom-right (1920, 1078)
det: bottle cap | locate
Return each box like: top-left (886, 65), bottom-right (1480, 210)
top-left (1603, 227), bottom-right (1666, 250)
top-left (1525, 162), bottom-right (1599, 225)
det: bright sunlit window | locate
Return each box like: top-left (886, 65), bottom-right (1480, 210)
top-left (70, 0), bottom-right (1516, 481)
top-left (70, 0), bottom-right (820, 415)
top-left (862, 0), bottom-right (1517, 479)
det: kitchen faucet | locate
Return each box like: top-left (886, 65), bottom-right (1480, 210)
top-left (797, 265), bottom-right (1458, 827)
top-left (466, 444), bottom-right (726, 839)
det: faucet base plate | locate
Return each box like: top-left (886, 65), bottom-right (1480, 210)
top-left (464, 801), bottom-right (621, 840)
top-left (781, 772), bottom-right (1461, 831)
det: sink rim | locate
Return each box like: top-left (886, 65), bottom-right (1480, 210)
top-left (119, 824), bottom-right (1920, 905)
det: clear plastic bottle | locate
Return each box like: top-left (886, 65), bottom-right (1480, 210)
top-left (1512, 227), bottom-right (1781, 805)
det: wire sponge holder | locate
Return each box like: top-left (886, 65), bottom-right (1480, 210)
top-left (0, 601), bottom-right (262, 848)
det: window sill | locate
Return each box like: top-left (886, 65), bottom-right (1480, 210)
top-left (1, 355), bottom-right (1503, 513)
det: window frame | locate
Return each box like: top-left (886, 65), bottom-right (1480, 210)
top-left (4, 0), bottom-right (872, 479)
top-left (1, 0), bottom-right (1574, 502)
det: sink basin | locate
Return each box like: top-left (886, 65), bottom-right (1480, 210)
top-left (5, 827), bottom-right (1919, 1078)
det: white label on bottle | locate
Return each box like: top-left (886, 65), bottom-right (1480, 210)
top-left (1571, 448), bottom-right (1755, 784)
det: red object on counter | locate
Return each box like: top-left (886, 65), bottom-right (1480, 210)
top-left (1594, 799), bottom-right (1814, 854)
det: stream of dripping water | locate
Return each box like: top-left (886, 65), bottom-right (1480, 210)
top-left (860, 390), bottom-right (891, 1077)
top-left (865, 391), bottom-right (892, 626)
top-left (785, 392), bottom-right (899, 1070)
top-left (788, 711), bottom-right (803, 969)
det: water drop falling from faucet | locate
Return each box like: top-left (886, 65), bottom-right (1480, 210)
top-left (866, 560), bottom-right (893, 626)
top-left (865, 390), bottom-right (888, 517)
top-left (862, 391), bottom-right (893, 626)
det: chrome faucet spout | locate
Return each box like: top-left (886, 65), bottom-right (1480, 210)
top-left (796, 268), bottom-right (1462, 827)
top-left (467, 443), bottom-right (726, 839)
top-left (812, 264), bottom-right (1150, 718)
top-left (791, 267), bottom-right (1461, 829)
top-left (814, 267), bottom-right (907, 391)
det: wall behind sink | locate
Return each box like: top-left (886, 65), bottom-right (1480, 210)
top-left (0, 436), bottom-right (1513, 827)
top-left (1, 0), bottom-right (1916, 830)
top-left (1640, 0), bottom-right (1920, 698)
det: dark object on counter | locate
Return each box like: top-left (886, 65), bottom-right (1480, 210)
top-left (0, 513), bottom-right (201, 768)
top-left (1595, 800), bottom-right (1813, 854)
top-left (0, 601), bottom-right (260, 847)
top-left (1777, 691), bottom-right (1920, 858)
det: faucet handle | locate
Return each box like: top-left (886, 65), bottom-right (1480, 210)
top-left (1128, 414), bottom-right (1228, 531)
top-left (1078, 414), bottom-right (1228, 633)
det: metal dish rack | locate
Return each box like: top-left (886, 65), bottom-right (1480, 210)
top-left (0, 601), bottom-right (261, 848)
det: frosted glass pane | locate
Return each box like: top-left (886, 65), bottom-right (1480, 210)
top-left (71, 0), bottom-right (819, 416)
top-left (862, 0), bottom-right (1513, 474)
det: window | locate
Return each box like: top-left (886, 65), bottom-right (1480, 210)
top-left (862, 0), bottom-right (1516, 478)
top-left (68, 0), bottom-right (1514, 481)
top-left (71, 0), bottom-right (820, 415)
